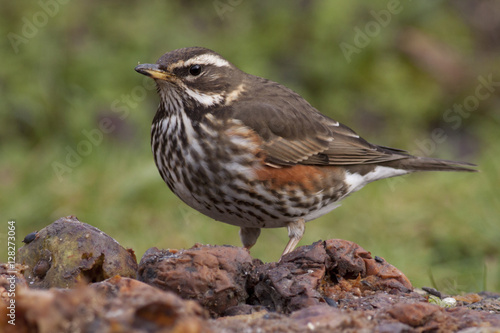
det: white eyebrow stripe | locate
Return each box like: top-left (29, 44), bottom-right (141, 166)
top-left (184, 54), bottom-right (230, 68)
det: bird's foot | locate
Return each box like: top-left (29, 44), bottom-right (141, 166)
top-left (279, 218), bottom-right (305, 262)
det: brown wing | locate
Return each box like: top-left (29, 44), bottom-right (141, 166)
top-left (231, 82), bottom-right (409, 167)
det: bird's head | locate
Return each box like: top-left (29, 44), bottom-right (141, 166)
top-left (135, 47), bottom-right (246, 110)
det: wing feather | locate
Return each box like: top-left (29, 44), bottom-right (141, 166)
top-left (229, 78), bottom-right (408, 167)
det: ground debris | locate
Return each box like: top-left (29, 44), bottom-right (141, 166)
top-left (1, 217), bottom-right (499, 332)
top-left (0, 276), bottom-right (206, 333)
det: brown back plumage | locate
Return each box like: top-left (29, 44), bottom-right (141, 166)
top-left (231, 75), bottom-right (476, 173)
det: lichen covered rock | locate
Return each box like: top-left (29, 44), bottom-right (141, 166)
top-left (18, 216), bottom-right (137, 288)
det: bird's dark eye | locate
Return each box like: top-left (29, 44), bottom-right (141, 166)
top-left (189, 65), bottom-right (202, 76)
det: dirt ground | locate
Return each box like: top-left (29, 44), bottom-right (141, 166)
top-left (2, 216), bottom-right (499, 332)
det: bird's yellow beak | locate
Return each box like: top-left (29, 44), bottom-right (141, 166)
top-left (135, 63), bottom-right (173, 80)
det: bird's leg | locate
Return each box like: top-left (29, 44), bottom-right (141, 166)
top-left (280, 218), bottom-right (305, 260)
top-left (239, 227), bottom-right (261, 251)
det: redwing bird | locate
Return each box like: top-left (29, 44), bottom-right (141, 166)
top-left (135, 47), bottom-right (476, 259)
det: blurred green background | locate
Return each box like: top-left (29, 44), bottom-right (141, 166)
top-left (1, 1), bottom-right (499, 293)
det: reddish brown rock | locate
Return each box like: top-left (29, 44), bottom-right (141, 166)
top-left (90, 276), bottom-right (207, 332)
top-left (388, 302), bottom-right (446, 328)
top-left (248, 240), bottom-right (413, 313)
top-left (248, 241), bottom-right (328, 313)
top-left (138, 240), bottom-right (413, 316)
top-left (324, 239), bottom-right (412, 292)
top-left (2, 218), bottom-right (499, 332)
top-left (289, 305), bottom-right (368, 331)
top-left (0, 276), bottom-right (207, 333)
top-left (138, 244), bottom-right (254, 317)
top-left (386, 301), bottom-right (500, 332)
top-left (17, 216), bottom-right (138, 289)
top-left (211, 310), bottom-right (297, 332)
top-left (454, 293), bottom-right (482, 304)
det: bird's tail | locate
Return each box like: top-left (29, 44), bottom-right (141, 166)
top-left (396, 156), bottom-right (477, 173)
